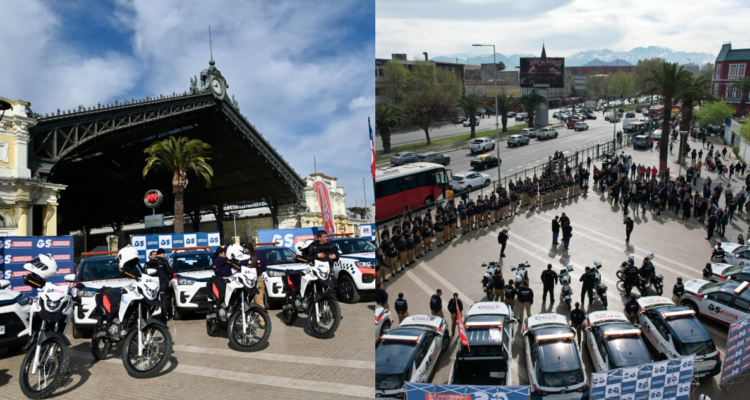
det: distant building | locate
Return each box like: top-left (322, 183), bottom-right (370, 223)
top-left (375, 53), bottom-right (465, 105)
top-left (464, 64), bottom-right (481, 82)
top-left (680, 63), bottom-right (700, 75)
top-left (565, 65), bottom-right (637, 99)
top-left (712, 42), bottom-right (750, 116)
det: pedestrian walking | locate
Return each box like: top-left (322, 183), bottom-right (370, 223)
top-left (552, 216), bottom-right (560, 245)
top-left (517, 282), bottom-right (533, 322)
top-left (394, 293), bottom-right (409, 324)
top-left (493, 269), bottom-right (505, 302)
top-left (570, 303), bottom-right (585, 346)
top-left (498, 228), bottom-right (509, 259)
top-left (706, 212), bottom-right (717, 240)
top-left (625, 294), bottom-right (639, 324)
top-left (429, 289), bottom-right (444, 319)
top-left (561, 221), bottom-right (573, 250)
top-left (670, 141), bottom-right (674, 155)
top-left (579, 266), bottom-right (595, 305)
top-left (447, 294), bottom-right (463, 337)
top-left (624, 217), bottom-right (634, 242)
top-left (672, 277), bottom-right (685, 305)
top-left (375, 283), bottom-right (389, 309)
top-left (541, 264), bottom-right (558, 303)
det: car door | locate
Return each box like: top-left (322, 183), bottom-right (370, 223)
top-left (585, 327), bottom-right (603, 371)
top-left (422, 332), bottom-right (440, 378)
top-left (640, 311), bottom-right (662, 348)
top-left (486, 156), bottom-right (497, 167)
top-left (705, 292), bottom-right (736, 324)
top-left (733, 251), bottom-right (750, 267)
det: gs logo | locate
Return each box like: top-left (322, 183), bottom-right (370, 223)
top-left (37, 239), bottom-right (53, 248)
top-left (708, 304), bottom-right (722, 313)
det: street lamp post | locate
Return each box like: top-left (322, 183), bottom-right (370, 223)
top-left (473, 44), bottom-right (501, 184)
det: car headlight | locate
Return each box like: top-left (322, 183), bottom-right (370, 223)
top-left (17, 294), bottom-right (31, 306)
top-left (355, 261), bottom-right (378, 268)
top-left (46, 299), bottom-right (63, 312)
top-left (266, 269), bottom-right (286, 277)
top-left (178, 277), bottom-right (195, 286)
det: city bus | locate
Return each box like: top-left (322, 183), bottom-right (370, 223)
top-left (375, 162), bottom-right (451, 222)
top-left (648, 104), bottom-right (664, 120)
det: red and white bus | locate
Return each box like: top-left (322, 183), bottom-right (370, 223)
top-left (648, 104), bottom-right (664, 120)
top-left (375, 162), bottom-right (450, 222)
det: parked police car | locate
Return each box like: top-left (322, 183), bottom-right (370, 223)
top-left (376, 315), bottom-right (449, 397)
top-left (65, 251), bottom-right (145, 338)
top-left (329, 236), bottom-right (377, 303)
top-left (258, 245), bottom-right (308, 309)
top-left (583, 311), bottom-right (652, 372)
top-left (448, 302), bottom-right (516, 386)
top-left (711, 243), bottom-right (750, 267)
top-left (706, 263), bottom-right (750, 283)
top-left (636, 296), bottom-right (721, 377)
top-left (0, 279), bottom-right (32, 348)
top-left (375, 305), bottom-right (393, 344)
top-left (680, 279), bottom-right (750, 326)
top-left (523, 313), bottom-right (589, 399)
top-left (169, 247), bottom-right (215, 320)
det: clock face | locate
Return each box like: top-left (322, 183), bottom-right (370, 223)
top-left (211, 79), bottom-right (222, 94)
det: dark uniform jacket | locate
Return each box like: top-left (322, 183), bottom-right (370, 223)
top-left (447, 298), bottom-right (463, 314)
top-left (394, 299), bottom-right (408, 314)
top-left (541, 270), bottom-right (558, 287)
top-left (504, 284), bottom-right (517, 299)
top-left (517, 287), bottom-right (533, 304)
top-left (570, 309), bottom-right (585, 325)
top-left (429, 294), bottom-right (442, 313)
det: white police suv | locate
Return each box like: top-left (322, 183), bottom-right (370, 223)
top-left (65, 252), bottom-right (144, 338)
top-left (0, 279), bottom-right (31, 348)
top-left (711, 243), bottom-right (750, 267)
top-left (636, 296), bottom-right (722, 377)
top-left (375, 305), bottom-right (393, 344)
top-left (706, 263), bottom-right (750, 283)
top-left (523, 313), bottom-right (589, 399)
top-left (680, 279), bottom-right (750, 326)
top-left (376, 315), bottom-right (449, 398)
top-left (258, 245), bottom-right (308, 309)
top-left (329, 236), bottom-right (377, 303)
top-left (583, 311), bottom-right (652, 372)
top-left (169, 247), bottom-right (215, 320)
top-left (448, 301), bottom-right (517, 386)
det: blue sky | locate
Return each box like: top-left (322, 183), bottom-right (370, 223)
top-left (0, 0), bottom-right (375, 208)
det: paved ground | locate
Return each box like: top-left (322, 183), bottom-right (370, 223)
top-left (377, 143), bottom-right (747, 399)
top-left (0, 300), bottom-right (374, 399)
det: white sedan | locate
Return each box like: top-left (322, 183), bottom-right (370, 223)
top-left (463, 119), bottom-right (479, 127)
top-left (712, 243), bottom-right (750, 267)
top-left (449, 172), bottom-right (491, 191)
top-left (574, 122), bottom-right (589, 131)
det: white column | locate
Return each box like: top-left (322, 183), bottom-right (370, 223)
top-left (14, 133), bottom-right (31, 178)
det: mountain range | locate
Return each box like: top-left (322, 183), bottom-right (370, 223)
top-left (431, 46), bottom-right (715, 67)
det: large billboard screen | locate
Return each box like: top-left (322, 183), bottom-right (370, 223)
top-left (520, 57), bottom-right (565, 88)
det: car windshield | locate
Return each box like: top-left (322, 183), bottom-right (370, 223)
top-left (257, 248), bottom-right (298, 265)
top-left (473, 140), bottom-right (484, 143)
top-left (331, 239), bottom-right (377, 255)
top-left (452, 175), bottom-right (464, 181)
top-left (172, 253), bottom-right (214, 273)
top-left (606, 336), bottom-right (652, 367)
top-left (676, 339), bottom-right (716, 356)
top-left (723, 266), bottom-right (745, 276)
top-left (537, 367), bottom-right (584, 388)
top-left (473, 157), bottom-right (484, 161)
top-left (376, 340), bottom-right (417, 390)
top-left (78, 258), bottom-right (141, 281)
top-left (732, 246), bottom-right (750, 254)
top-left (698, 282), bottom-right (723, 294)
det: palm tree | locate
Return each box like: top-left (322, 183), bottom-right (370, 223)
top-left (728, 76), bottom-right (750, 118)
top-left (675, 75), bottom-right (713, 164)
top-left (519, 93), bottom-right (547, 127)
top-left (457, 94), bottom-right (485, 138)
top-left (488, 94), bottom-right (519, 132)
top-left (375, 104), bottom-right (402, 154)
top-left (143, 136), bottom-right (214, 233)
top-left (638, 62), bottom-right (692, 173)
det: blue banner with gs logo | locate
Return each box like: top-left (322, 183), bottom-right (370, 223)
top-left (404, 383), bottom-right (528, 400)
top-left (0, 236), bottom-right (75, 294)
top-left (591, 355), bottom-right (694, 400)
top-left (130, 232), bottom-right (220, 263)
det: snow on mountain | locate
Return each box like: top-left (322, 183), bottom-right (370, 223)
top-left (582, 58), bottom-right (633, 67)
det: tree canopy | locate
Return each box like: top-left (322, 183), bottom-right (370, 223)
top-left (695, 100), bottom-right (736, 126)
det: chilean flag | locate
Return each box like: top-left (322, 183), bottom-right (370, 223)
top-left (369, 118), bottom-right (376, 179)
top-left (455, 295), bottom-right (469, 352)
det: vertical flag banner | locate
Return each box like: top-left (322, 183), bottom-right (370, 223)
top-left (455, 296), bottom-right (468, 352)
top-left (0, 236), bottom-right (75, 293)
top-left (313, 181), bottom-right (336, 234)
top-left (369, 119), bottom-right (376, 179)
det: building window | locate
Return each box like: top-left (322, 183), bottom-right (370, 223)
top-left (375, 87), bottom-right (383, 96)
top-left (714, 84), bottom-right (719, 94)
top-left (739, 64), bottom-right (746, 77)
top-left (716, 64), bottom-right (721, 79)
top-left (729, 64), bottom-right (738, 77)
top-left (452, 67), bottom-right (455, 73)
top-left (378, 68), bottom-right (384, 77)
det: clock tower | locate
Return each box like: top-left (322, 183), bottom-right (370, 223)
top-left (198, 58), bottom-right (228, 102)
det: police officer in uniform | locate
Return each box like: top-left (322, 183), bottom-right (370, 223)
top-left (394, 293), bottom-right (409, 324)
top-left (430, 289), bottom-right (444, 319)
top-left (397, 234), bottom-right (408, 270)
top-left (449, 208), bottom-right (457, 239)
top-left (447, 294), bottom-right (463, 336)
top-left (434, 217), bottom-right (445, 247)
top-left (147, 248), bottom-right (174, 322)
top-left (413, 228), bottom-right (423, 259)
top-left (492, 269), bottom-right (505, 302)
top-left (406, 231), bottom-right (415, 265)
top-left (579, 266), bottom-right (596, 305)
top-left (422, 223), bottom-right (432, 252)
top-left (503, 281), bottom-right (516, 308)
top-left (386, 240), bottom-right (399, 278)
top-left (570, 303), bottom-right (585, 346)
top-left (625, 294), bottom-right (639, 324)
top-left (375, 247), bottom-right (387, 284)
top-left (623, 259), bottom-right (639, 296)
top-left (672, 277), bottom-right (685, 305)
top-left (541, 264), bottom-right (559, 302)
top-left (711, 244), bottom-right (726, 263)
top-left (510, 191), bottom-right (518, 216)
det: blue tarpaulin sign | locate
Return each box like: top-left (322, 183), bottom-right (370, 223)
top-left (404, 382), bottom-right (529, 400)
top-left (720, 316), bottom-right (750, 385)
top-left (359, 224), bottom-right (376, 241)
top-left (257, 227), bottom-right (325, 249)
top-left (130, 232), bottom-right (220, 263)
top-left (0, 236), bottom-right (75, 293)
top-left (591, 355), bottom-right (694, 400)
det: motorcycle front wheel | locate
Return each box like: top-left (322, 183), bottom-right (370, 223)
top-left (206, 318), bottom-right (221, 337)
top-left (19, 337), bottom-right (70, 399)
top-left (616, 270), bottom-right (625, 281)
top-left (228, 306), bottom-right (272, 352)
top-left (486, 288), bottom-right (494, 301)
top-left (122, 324), bottom-right (173, 379)
top-left (308, 299), bottom-right (341, 339)
top-left (91, 330), bottom-right (112, 361)
top-left (656, 285), bottom-right (663, 295)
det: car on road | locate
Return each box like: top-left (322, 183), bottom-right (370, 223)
top-left (626, 112), bottom-right (636, 118)
top-left (450, 171), bottom-right (492, 191)
top-left (553, 111), bottom-right (560, 118)
top-left (574, 122), bottom-right (589, 131)
top-left (566, 118), bottom-right (579, 129)
top-left (583, 311), bottom-right (653, 372)
top-left (636, 296), bottom-right (721, 377)
top-left (635, 108), bottom-right (642, 113)
top-left (390, 152), bottom-right (419, 166)
top-left (375, 304), bottom-right (393, 344)
top-left (417, 152), bottom-right (451, 166)
top-left (463, 119), bottom-right (479, 127)
top-left (522, 128), bottom-right (537, 138)
top-left (507, 135), bottom-right (530, 147)
top-left (652, 129), bottom-right (662, 140)
top-left (711, 243), bottom-right (750, 268)
top-left (706, 263), bottom-right (750, 283)
top-left (515, 113), bottom-right (528, 121)
top-left (259, 245), bottom-right (309, 308)
top-left (538, 128), bottom-right (558, 140)
top-left (604, 114), bottom-right (610, 121)
top-left (329, 236), bottom-right (378, 303)
top-left (680, 279), bottom-right (750, 326)
top-left (609, 116), bottom-right (621, 123)
top-left (585, 113), bottom-right (597, 119)
top-left (468, 138), bottom-right (495, 153)
top-left (0, 279), bottom-right (31, 349)
top-left (523, 313), bottom-right (589, 399)
top-left (375, 315), bottom-right (450, 397)
top-left (633, 135), bottom-right (651, 149)
top-left (448, 302), bottom-right (517, 386)
top-left (471, 154), bottom-right (501, 170)
top-left (507, 112), bottom-right (517, 118)
top-left (169, 247), bottom-right (215, 319)
top-left (453, 116), bottom-right (467, 124)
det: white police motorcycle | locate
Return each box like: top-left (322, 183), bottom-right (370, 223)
top-left (86, 246), bottom-right (173, 379)
top-left (480, 262), bottom-right (499, 301)
top-left (18, 255), bottom-right (75, 399)
top-left (592, 261), bottom-right (608, 309)
top-left (560, 263), bottom-right (574, 309)
top-left (205, 245), bottom-right (272, 352)
top-left (281, 240), bottom-right (341, 339)
top-left (511, 262), bottom-right (530, 286)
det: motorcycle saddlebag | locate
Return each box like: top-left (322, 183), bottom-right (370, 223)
top-left (95, 287), bottom-right (122, 321)
top-left (282, 270), bottom-right (301, 294)
top-left (206, 276), bottom-right (226, 304)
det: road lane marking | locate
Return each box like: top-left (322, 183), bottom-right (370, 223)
top-left (172, 345), bottom-right (375, 369)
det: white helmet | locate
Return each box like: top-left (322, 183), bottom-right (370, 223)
top-left (294, 240), bottom-right (314, 257)
top-left (593, 261), bottom-right (602, 268)
top-left (565, 262), bottom-right (574, 271)
top-left (118, 245), bottom-right (140, 269)
top-left (23, 254), bottom-right (58, 280)
top-left (627, 254), bottom-right (635, 262)
top-left (645, 252), bottom-right (655, 260)
top-left (226, 244), bottom-right (250, 261)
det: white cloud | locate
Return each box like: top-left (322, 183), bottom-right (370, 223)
top-left (349, 96), bottom-right (374, 110)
